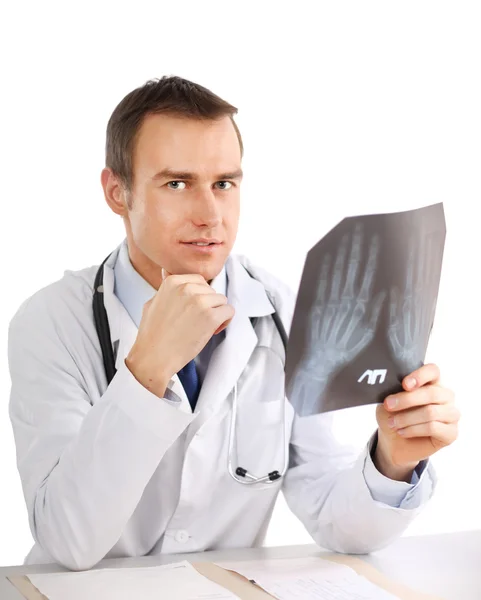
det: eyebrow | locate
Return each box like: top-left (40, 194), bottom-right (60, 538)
top-left (151, 168), bottom-right (243, 182)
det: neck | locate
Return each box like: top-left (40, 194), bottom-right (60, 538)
top-left (125, 239), bottom-right (163, 291)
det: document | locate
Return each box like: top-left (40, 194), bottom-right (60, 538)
top-left (28, 560), bottom-right (240, 600)
top-left (217, 557), bottom-right (399, 599)
top-left (285, 203), bottom-right (446, 416)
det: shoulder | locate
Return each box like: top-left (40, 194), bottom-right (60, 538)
top-left (231, 253), bottom-right (298, 326)
top-left (8, 264), bottom-right (99, 342)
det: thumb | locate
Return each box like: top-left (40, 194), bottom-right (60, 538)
top-left (161, 268), bottom-right (172, 282)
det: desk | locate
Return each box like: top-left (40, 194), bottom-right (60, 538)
top-left (0, 531), bottom-right (479, 600)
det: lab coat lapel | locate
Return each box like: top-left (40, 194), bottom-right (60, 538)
top-left (102, 254), bottom-right (192, 414)
top-left (189, 256), bottom-right (275, 435)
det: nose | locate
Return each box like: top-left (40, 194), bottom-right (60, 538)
top-left (191, 188), bottom-right (222, 228)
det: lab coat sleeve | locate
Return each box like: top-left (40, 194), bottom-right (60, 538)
top-left (362, 432), bottom-right (431, 508)
top-left (8, 294), bottom-right (195, 571)
top-left (282, 411), bottom-right (437, 554)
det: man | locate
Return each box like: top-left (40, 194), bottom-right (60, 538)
top-left (8, 76), bottom-right (459, 571)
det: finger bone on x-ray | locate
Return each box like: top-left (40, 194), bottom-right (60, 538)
top-left (293, 224), bottom-right (384, 415)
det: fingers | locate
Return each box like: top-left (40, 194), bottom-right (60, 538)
top-left (315, 254), bottom-right (331, 305)
top-left (388, 286), bottom-right (400, 327)
top-left (342, 223), bottom-right (362, 299)
top-left (387, 403), bottom-right (460, 430)
top-left (396, 421), bottom-right (458, 445)
top-left (384, 381), bottom-right (453, 413)
top-left (213, 313), bottom-right (235, 335)
top-left (359, 232), bottom-right (379, 302)
top-left (405, 242), bottom-right (415, 295)
top-left (329, 234), bottom-right (349, 301)
top-left (370, 289), bottom-right (386, 330)
top-left (178, 282), bottom-right (217, 297)
top-left (197, 292), bottom-right (230, 309)
top-left (415, 233), bottom-right (426, 296)
top-left (160, 268), bottom-right (233, 325)
top-left (162, 272), bottom-right (208, 286)
top-left (402, 363), bottom-right (441, 391)
top-left (212, 303), bottom-right (235, 332)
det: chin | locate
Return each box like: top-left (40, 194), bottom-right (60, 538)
top-left (198, 263), bottom-right (225, 282)
top-left (174, 257), bottom-right (226, 282)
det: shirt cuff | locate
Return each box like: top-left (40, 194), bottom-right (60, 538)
top-left (362, 432), bottom-right (429, 508)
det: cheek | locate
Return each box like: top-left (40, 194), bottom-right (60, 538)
top-left (132, 191), bottom-right (177, 230)
top-left (128, 193), bottom-right (181, 253)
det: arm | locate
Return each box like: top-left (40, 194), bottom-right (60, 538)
top-left (283, 363), bottom-right (458, 554)
top-left (8, 298), bottom-right (194, 571)
top-left (9, 271), bottom-right (234, 571)
top-left (282, 409), bottom-right (437, 554)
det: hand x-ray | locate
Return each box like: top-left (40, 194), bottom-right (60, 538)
top-left (285, 203), bottom-right (446, 416)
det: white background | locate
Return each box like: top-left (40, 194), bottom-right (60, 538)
top-left (1, 0), bottom-right (480, 566)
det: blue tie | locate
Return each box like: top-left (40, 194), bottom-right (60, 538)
top-left (177, 359), bottom-right (201, 410)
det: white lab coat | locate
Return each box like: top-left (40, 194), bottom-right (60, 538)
top-left (8, 245), bottom-right (436, 571)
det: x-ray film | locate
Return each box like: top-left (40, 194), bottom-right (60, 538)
top-left (285, 203), bottom-right (446, 416)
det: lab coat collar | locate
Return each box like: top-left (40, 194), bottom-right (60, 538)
top-left (188, 255), bottom-right (276, 435)
top-left (224, 254), bottom-right (275, 319)
top-left (101, 246), bottom-right (123, 346)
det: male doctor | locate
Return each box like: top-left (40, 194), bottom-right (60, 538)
top-left (8, 76), bottom-right (459, 571)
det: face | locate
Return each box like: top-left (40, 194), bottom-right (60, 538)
top-left (103, 113), bottom-right (242, 287)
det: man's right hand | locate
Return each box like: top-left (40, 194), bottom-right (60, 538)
top-left (125, 270), bottom-right (234, 397)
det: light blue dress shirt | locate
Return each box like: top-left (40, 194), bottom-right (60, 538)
top-left (113, 239), bottom-right (428, 508)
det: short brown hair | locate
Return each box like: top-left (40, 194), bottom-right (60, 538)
top-left (105, 75), bottom-right (243, 191)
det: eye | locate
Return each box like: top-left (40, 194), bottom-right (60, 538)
top-left (167, 181), bottom-right (186, 190)
top-left (215, 181), bottom-right (233, 190)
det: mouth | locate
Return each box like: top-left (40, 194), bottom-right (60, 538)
top-left (180, 239), bottom-right (224, 253)
top-left (181, 239), bottom-right (222, 246)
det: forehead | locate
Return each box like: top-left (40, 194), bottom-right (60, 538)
top-left (133, 113), bottom-right (241, 176)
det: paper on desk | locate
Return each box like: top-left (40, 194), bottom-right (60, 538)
top-left (28, 560), bottom-right (240, 600)
top-left (217, 557), bottom-right (399, 600)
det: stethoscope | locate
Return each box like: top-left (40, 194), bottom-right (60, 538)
top-left (93, 253), bottom-right (290, 486)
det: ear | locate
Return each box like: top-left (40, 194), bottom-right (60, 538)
top-left (101, 168), bottom-right (129, 216)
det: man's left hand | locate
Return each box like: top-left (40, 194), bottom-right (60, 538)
top-left (374, 363), bottom-right (460, 482)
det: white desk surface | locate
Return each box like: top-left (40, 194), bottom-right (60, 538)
top-left (0, 530), bottom-right (479, 600)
